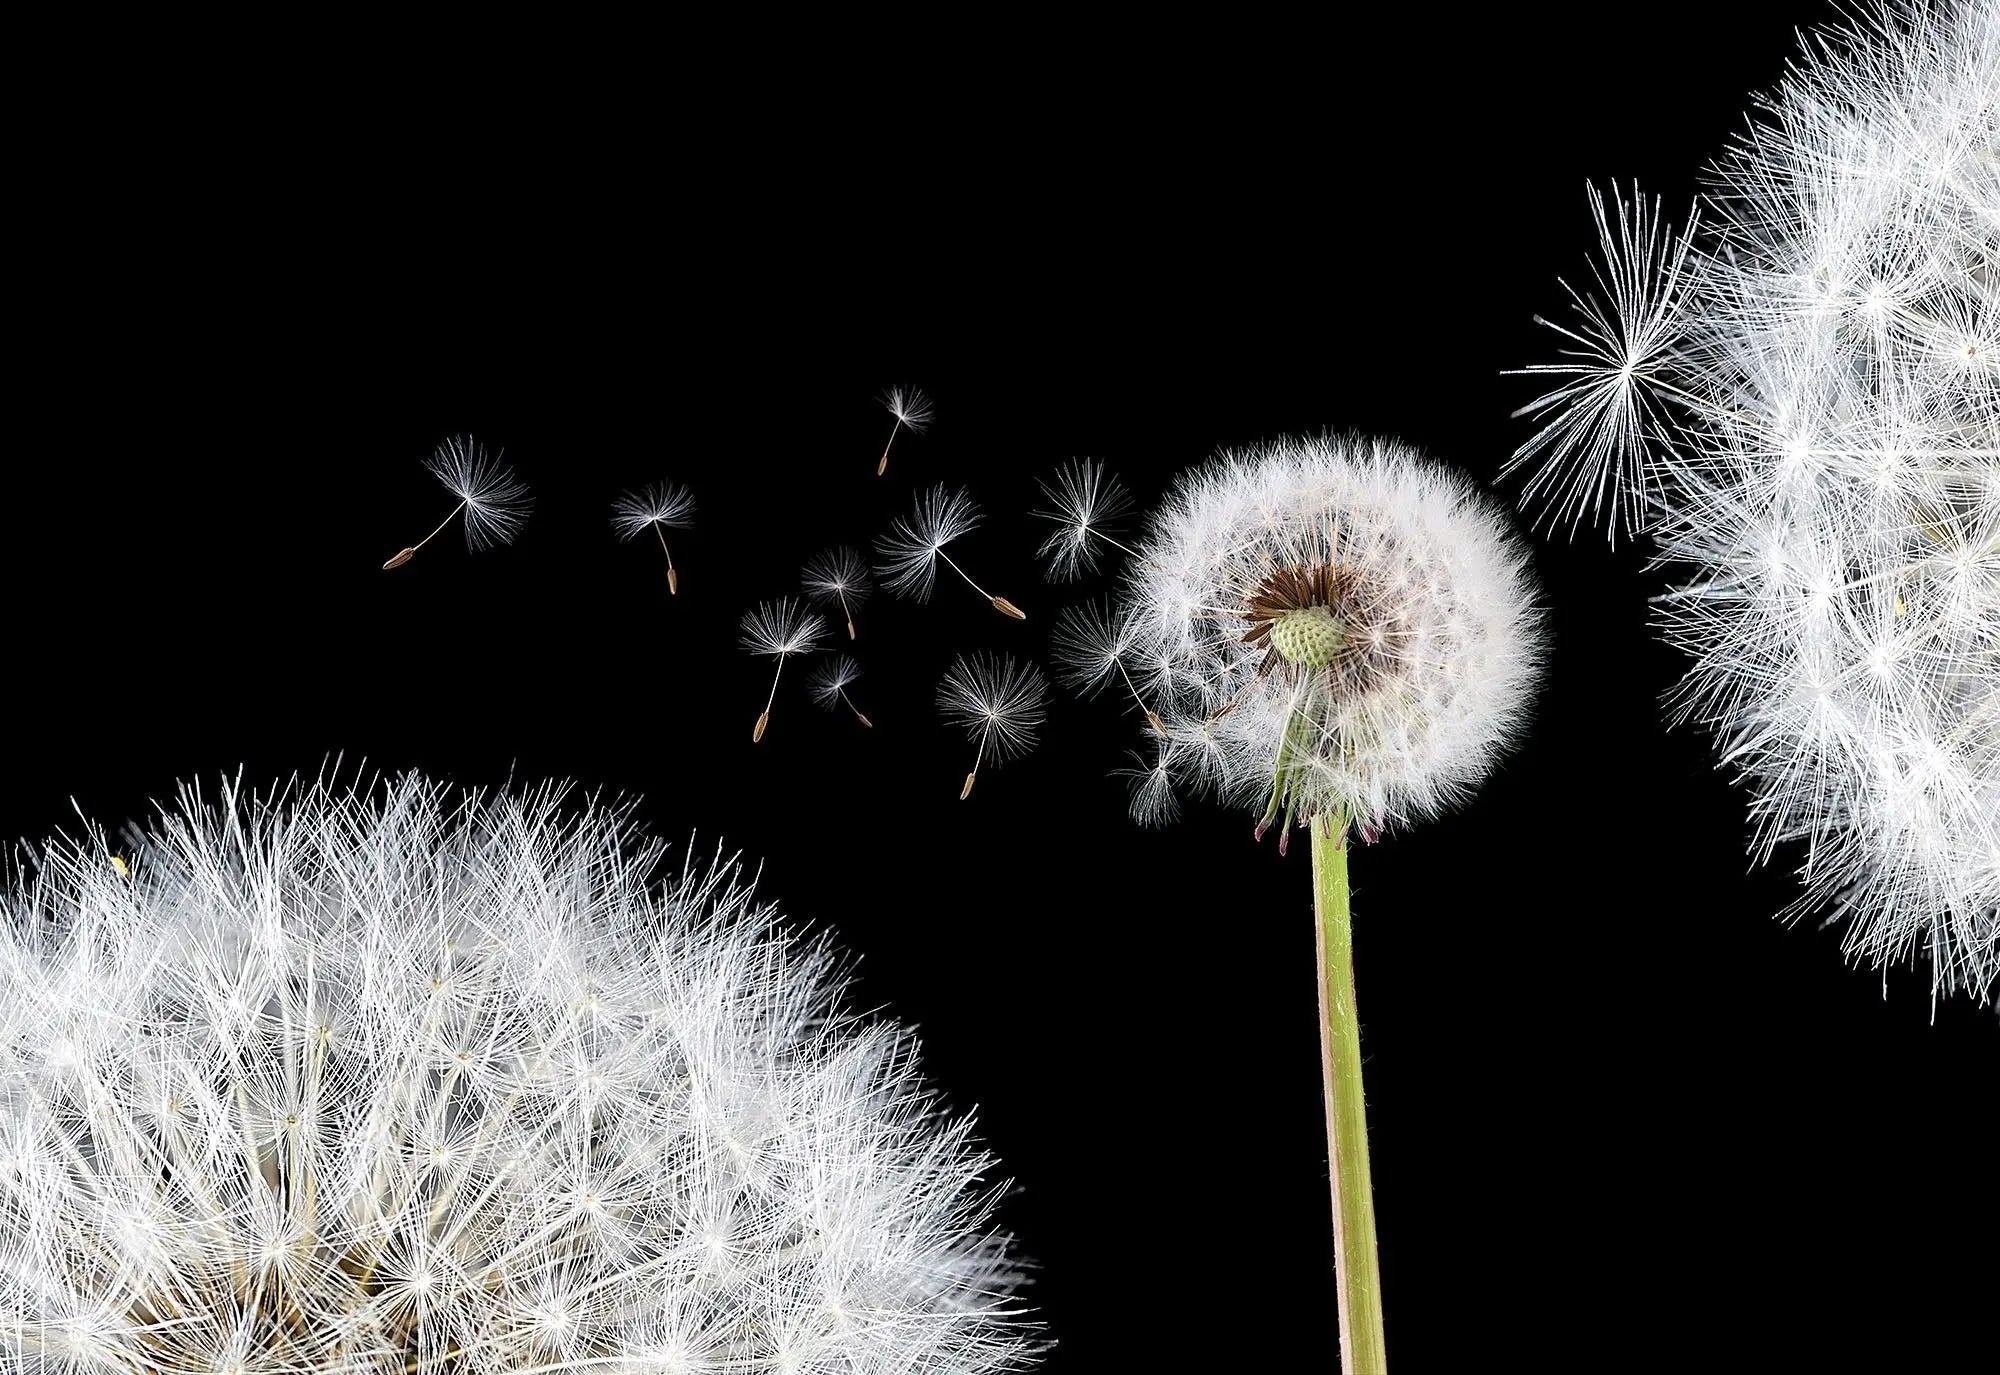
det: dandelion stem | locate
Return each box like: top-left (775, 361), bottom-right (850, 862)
top-left (878, 418), bottom-right (902, 476)
top-left (939, 549), bottom-right (1027, 620)
top-left (1311, 812), bottom-right (1386, 1375)
top-left (655, 526), bottom-right (679, 595)
top-left (384, 502), bottom-right (467, 569)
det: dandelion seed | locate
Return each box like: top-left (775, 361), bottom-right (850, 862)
top-left (1051, 597), bottom-right (1165, 734)
top-left (1032, 458), bottom-right (1139, 580)
top-left (740, 597), bottom-right (830, 742)
top-left (937, 652), bottom-right (1049, 799)
top-left (808, 653), bottom-right (875, 728)
top-left (612, 479), bottom-right (697, 594)
top-left (876, 485), bottom-right (1027, 620)
top-left (1502, 185), bottom-right (1697, 541)
top-left (1510, 3), bottom-right (2000, 1002)
top-left (0, 773), bottom-right (1039, 1370)
top-left (876, 385), bottom-right (934, 475)
top-left (802, 546), bottom-right (874, 640)
top-left (382, 434), bottom-right (532, 570)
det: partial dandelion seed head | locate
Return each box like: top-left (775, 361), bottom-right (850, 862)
top-left (807, 653), bottom-right (863, 707)
top-left (738, 597), bottom-right (830, 660)
top-left (1032, 459), bottom-right (1136, 581)
top-left (874, 485), bottom-right (983, 601)
top-left (1120, 433), bottom-right (1544, 839)
top-left (937, 653), bottom-right (1050, 766)
top-left (801, 546), bottom-right (874, 608)
top-left (1509, 2), bottom-right (2000, 1001)
top-left (0, 773), bottom-right (1038, 1371)
top-left (611, 480), bottom-right (697, 539)
top-left (423, 434), bottom-right (532, 551)
top-left (881, 385), bottom-right (935, 432)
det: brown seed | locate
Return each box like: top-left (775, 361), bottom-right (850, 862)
top-left (846, 619), bottom-right (857, 640)
top-left (990, 596), bottom-right (1027, 621)
top-left (382, 548), bottom-right (417, 570)
top-left (856, 711), bottom-right (875, 729)
top-left (667, 567), bottom-right (680, 596)
top-left (877, 454), bottom-right (890, 476)
top-left (1147, 710), bottom-right (1168, 735)
top-left (959, 771), bottom-right (977, 800)
top-left (752, 711), bottom-right (770, 743)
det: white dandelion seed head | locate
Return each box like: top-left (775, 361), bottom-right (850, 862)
top-left (423, 434), bottom-right (533, 552)
top-left (1032, 459), bottom-right (1136, 582)
top-left (1116, 740), bottom-right (1183, 829)
top-left (874, 486), bottom-right (983, 602)
top-left (801, 546), bottom-right (874, 608)
top-left (0, 773), bottom-right (1038, 1371)
top-left (807, 653), bottom-right (863, 707)
top-left (738, 597), bottom-right (830, 660)
top-left (611, 480), bottom-right (697, 540)
top-left (1049, 598), bottom-right (1139, 699)
top-left (1511, 1), bottom-right (2000, 1001)
top-left (1119, 433), bottom-right (1544, 839)
top-left (880, 385), bottom-right (935, 432)
top-left (937, 653), bottom-right (1050, 767)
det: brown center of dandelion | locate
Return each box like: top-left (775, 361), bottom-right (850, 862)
top-left (1242, 563), bottom-right (1370, 676)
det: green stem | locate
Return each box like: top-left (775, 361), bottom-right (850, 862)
top-left (1312, 814), bottom-right (1386, 1374)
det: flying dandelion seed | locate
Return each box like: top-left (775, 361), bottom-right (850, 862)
top-left (937, 652), bottom-right (1049, 799)
top-left (802, 546), bottom-right (874, 640)
top-left (877, 385), bottom-right (934, 476)
top-left (740, 597), bottom-right (830, 743)
top-left (876, 485), bottom-right (1026, 620)
top-left (382, 435), bottom-right (532, 570)
top-left (808, 653), bottom-right (875, 728)
top-left (612, 479), bottom-right (697, 594)
top-left (1509, 2), bottom-right (2000, 1003)
top-left (0, 772), bottom-right (1040, 1371)
top-left (1032, 459), bottom-right (1139, 581)
top-left (1051, 598), bottom-right (1166, 735)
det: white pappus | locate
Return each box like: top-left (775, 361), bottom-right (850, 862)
top-left (1508, 0), bottom-right (2000, 1002)
top-left (383, 435), bottom-right (533, 570)
top-left (0, 772), bottom-right (1038, 1373)
top-left (1116, 433), bottom-right (1544, 849)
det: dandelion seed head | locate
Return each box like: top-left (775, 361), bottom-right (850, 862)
top-left (1511, 0), bottom-right (2000, 1000)
top-left (738, 597), bottom-right (830, 659)
top-left (881, 385), bottom-right (935, 432)
top-left (611, 480), bottom-right (697, 539)
top-left (801, 546), bottom-right (873, 607)
top-left (807, 653), bottom-right (863, 707)
top-left (1119, 434), bottom-right (1544, 839)
top-left (423, 434), bottom-right (532, 552)
top-left (875, 486), bottom-right (984, 602)
top-left (937, 653), bottom-right (1050, 766)
top-left (1032, 459), bottom-right (1136, 581)
top-left (0, 774), bottom-right (1038, 1371)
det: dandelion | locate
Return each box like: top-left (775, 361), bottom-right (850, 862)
top-left (809, 653), bottom-right (875, 728)
top-left (382, 434), bottom-right (532, 570)
top-left (612, 479), bottom-right (697, 594)
top-left (802, 545), bottom-right (874, 640)
top-left (877, 385), bottom-right (934, 476)
top-left (937, 652), bottom-right (1050, 799)
top-left (1510, 2), bottom-right (2000, 1003)
top-left (740, 597), bottom-right (830, 742)
top-left (1050, 597), bottom-right (1165, 734)
top-left (0, 772), bottom-right (1038, 1372)
top-left (1031, 458), bottom-right (1139, 580)
top-left (876, 484), bottom-right (1027, 619)
top-left (1115, 433), bottom-right (1543, 1373)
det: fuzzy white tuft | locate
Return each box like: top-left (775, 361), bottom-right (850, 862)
top-left (1509, 1), bottom-right (2000, 1000)
top-left (1117, 434), bottom-right (1543, 842)
top-left (0, 773), bottom-right (1037, 1371)
top-left (424, 436), bottom-right (532, 553)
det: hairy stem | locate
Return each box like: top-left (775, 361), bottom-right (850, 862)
top-left (1312, 815), bottom-right (1386, 1375)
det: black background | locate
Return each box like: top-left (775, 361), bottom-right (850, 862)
top-left (10, 6), bottom-right (1995, 1370)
